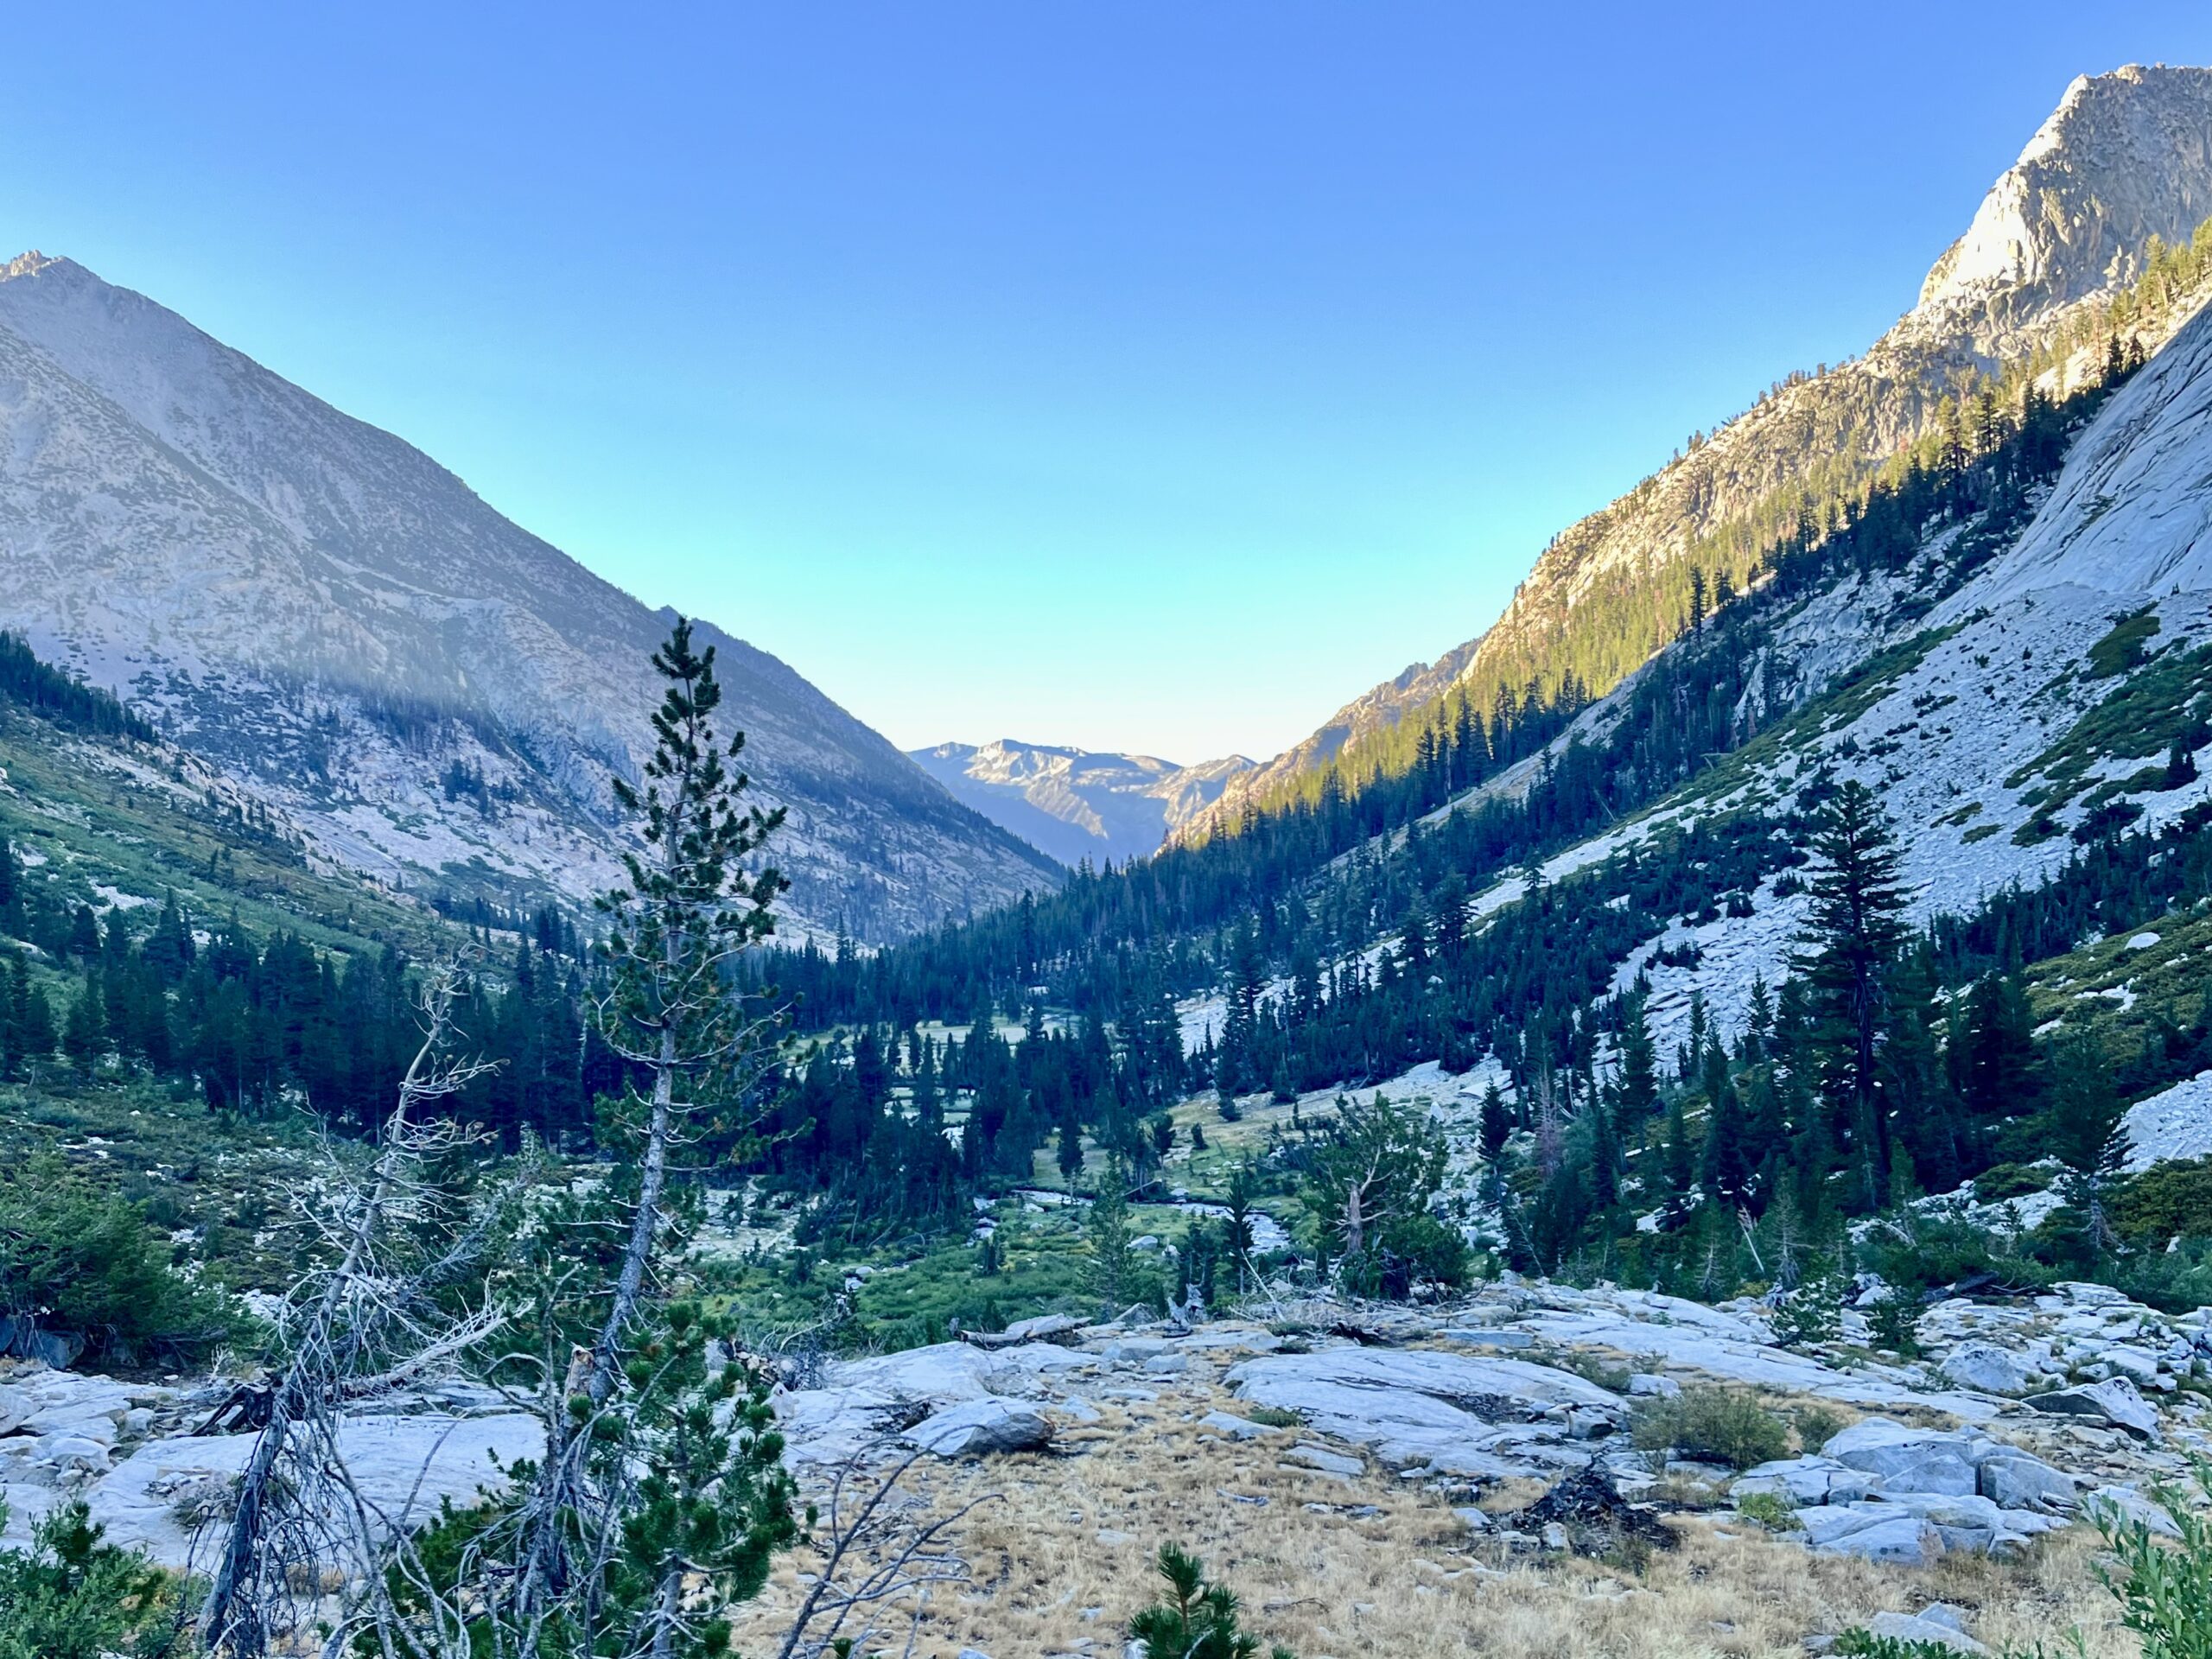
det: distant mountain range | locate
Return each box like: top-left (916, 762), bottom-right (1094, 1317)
top-left (909, 740), bottom-right (1253, 866)
top-left (1179, 62), bottom-right (2212, 842)
top-left (0, 253), bottom-right (1061, 942)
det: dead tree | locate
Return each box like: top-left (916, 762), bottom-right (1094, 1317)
top-left (772, 1448), bottom-right (995, 1659)
top-left (197, 962), bottom-right (498, 1658)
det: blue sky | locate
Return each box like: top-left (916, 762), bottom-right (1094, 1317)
top-left (9, 4), bottom-right (2212, 762)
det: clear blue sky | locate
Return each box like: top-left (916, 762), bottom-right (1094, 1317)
top-left (8, 4), bottom-right (2211, 762)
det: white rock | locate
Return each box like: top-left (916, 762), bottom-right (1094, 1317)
top-left (1938, 1341), bottom-right (2040, 1396)
top-left (1867, 1610), bottom-right (1989, 1656)
top-left (2086, 1484), bottom-right (2184, 1539)
top-left (904, 1398), bottom-right (1053, 1459)
top-left (1821, 1421), bottom-right (1981, 1497)
top-left (80, 1413), bottom-right (540, 1567)
top-left (2024, 1376), bottom-right (2162, 1439)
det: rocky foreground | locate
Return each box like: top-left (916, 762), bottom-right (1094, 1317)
top-left (3, 1277), bottom-right (2209, 1654)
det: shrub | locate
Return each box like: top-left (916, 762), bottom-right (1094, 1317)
top-left (0, 1500), bottom-right (183, 1659)
top-left (1630, 1385), bottom-right (1790, 1471)
top-left (1770, 1269), bottom-right (1843, 1348)
top-left (1790, 1403), bottom-right (1849, 1453)
top-left (1867, 1293), bottom-right (1924, 1359)
top-left (1834, 1635), bottom-right (1962, 1659)
top-left (1128, 1544), bottom-right (1295, 1659)
top-left (1973, 1162), bottom-right (2058, 1203)
top-left (0, 1154), bottom-right (240, 1367)
top-left (1734, 1491), bottom-right (1801, 1532)
top-left (2113, 1157), bottom-right (2212, 1241)
top-left (2085, 1460), bottom-right (2212, 1659)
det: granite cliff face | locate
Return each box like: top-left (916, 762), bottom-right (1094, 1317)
top-left (0, 253), bottom-right (1058, 939)
top-left (1181, 64), bottom-right (2212, 843)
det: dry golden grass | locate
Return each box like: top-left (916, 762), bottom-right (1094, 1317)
top-left (727, 1379), bottom-right (2131, 1659)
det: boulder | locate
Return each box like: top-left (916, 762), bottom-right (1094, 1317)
top-left (1732, 1456), bottom-right (1881, 1507)
top-left (1977, 1452), bottom-right (2077, 1513)
top-left (2086, 1484), bottom-right (2183, 1539)
top-left (2024, 1376), bottom-right (2162, 1439)
top-left (1938, 1342), bottom-right (2040, 1396)
top-left (82, 1413), bottom-right (540, 1567)
top-left (1196, 1411), bottom-right (1280, 1442)
top-left (1802, 1508), bottom-right (1942, 1565)
top-left (1821, 1420), bottom-right (1982, 1497)
top-left (1866, 1611), bottom-right (1988, 1656)
top-left (904, 1398), bottom-right (1053, 1459)
top-left (2100, 1345), bottom-right (2164, 1385)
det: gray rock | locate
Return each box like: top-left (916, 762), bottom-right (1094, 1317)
top-left (2086, 1484), bottom-right (2183, 1539)
top-left (1866, 1611), bottom-right (1988, 1656)
top-left (2101, 1345), bottom-right (2164, 1385)
top-left (904, 1398), bottom-right (1053, 1459)
top-left (82, 1413), bottom-right (541, 1567)
top-left (1977, 1452), bottom-right (2077, 1513)
top-left (1821, 1420), bottom-right (1979, 1497)
top-left (2024, 1376), bottom-right (2162, 1439)
top-left (1733, 1456), bottom-right (1882, 1507)
top-left (1807, 1511), bottom-right (1942, 1566)
top-left (1626, 1373), bottom-right (1681, 1399)
top-left (1196, 1410), bottom-right (1280, 1441)
top-left (1938, 1341), bottom-right (2040, 1396)
top-left (1285, 1443), bottom-right (1363, 1477)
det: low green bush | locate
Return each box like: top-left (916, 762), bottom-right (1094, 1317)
top-left (1973, 1161), bottom-right (2058, 1203)
top-left (1734, 1491), bottom-right (1801, 1532)
top-left (0, 1153), bottom-right (240, 1367)
top-left (1630, 1385), bottom-right (1790, 1471)
top-left (0, 1500), bottom-right (183, 1659)
top-left (2113, 1156), bottom-right (2212, 1241)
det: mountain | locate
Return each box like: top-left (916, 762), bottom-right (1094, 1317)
top-left (909, 739), bottom-right (1253, 866)
top-left (0, 253), bottom-right (1061, 942)
top-left (1180, 62), bottom-right (2212, 844)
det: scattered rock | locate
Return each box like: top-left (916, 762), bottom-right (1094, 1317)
top-left (1821, 1420), bottom-right (1983, 1497)
top-left (1866, 1610), bottom-right (1989, 1656)
top-left (2086, 1484), bottom-right (2183, 1539)
top-left (1503, 1469), bottom-right (1674, 1557)
top-left (2024, 1376), bottom-right (2162, 1439)
top-left (1196, 1410), bottom-right (1280, 1441)
top-left (904, 1398), bottom-right (1054, 1459)
top-left (1939, 1341), bottom-right (2042, 1396)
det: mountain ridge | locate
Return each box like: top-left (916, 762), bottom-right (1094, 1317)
top-left (910, 737), bottom-right (1253, 867)
top-left (0, 252), bottom-right (1062, 941)
top-left (1177, 61), bottom-right (2212, 847)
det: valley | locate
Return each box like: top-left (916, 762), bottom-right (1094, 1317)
top-left (8, 51), bottom-right (2212, 1659)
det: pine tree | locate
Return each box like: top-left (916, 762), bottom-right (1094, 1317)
top-left (1617, 995), bottom-right (1659, 1118)
top-left (1794, 780), bottom-right (1909, 1210)
top-left (61, 976), bottom-right (105, 1071)
top-left (501, 617), bottom-right (794, 1650)
top-left (2045, 1032), bottom-right (2129, 1259)
top-left (1699, 1039), bottom-right (1752, 1206)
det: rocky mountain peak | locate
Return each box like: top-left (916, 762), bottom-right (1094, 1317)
top-left (1916, 62), bottom-right (2212, 324)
